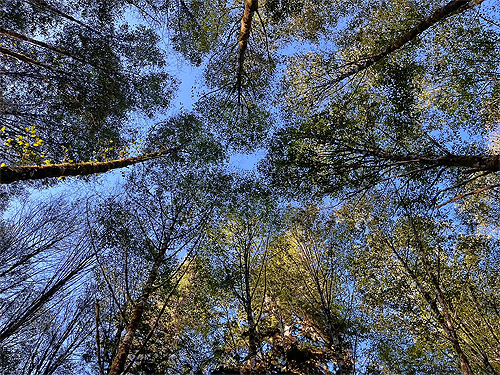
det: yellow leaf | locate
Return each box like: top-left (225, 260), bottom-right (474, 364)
top-left (0, 163), bottom-right (5, 167)
top-left (0, 126), bottom-right (5, 132)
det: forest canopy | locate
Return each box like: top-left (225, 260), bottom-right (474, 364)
top-left (0, 0), bottom-right (499, 374)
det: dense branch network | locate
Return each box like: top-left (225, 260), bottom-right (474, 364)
top-left (1, 0), bottom-right (499, 374)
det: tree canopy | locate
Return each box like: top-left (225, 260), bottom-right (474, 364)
top-left (1, 0), bottom-right (500, 374)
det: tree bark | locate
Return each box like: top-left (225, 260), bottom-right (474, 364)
top-left (107, 235), bottom-right (173, 375)
top-left (362, 149), bottom-right (500, 172)
top-left (332, 0), bottom-right (484, 83)
top-left (236, 0), bottom-right (258, 96)
top-left (0, 148), bottom-right (179, 184)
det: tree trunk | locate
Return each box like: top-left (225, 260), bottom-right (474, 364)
top-left (0, 26), bottom-right (103, 70)
top-left (236, 0), bottom-right (258, 96)
top-left (432, 278), bottom-right (475, 375)
top-left (107, 240), bottom-right (171, 375)
top-left (363, 149), bottom-right (500, 172)
top-left (244, 246), bottom-right (258, 373)
top-left (0, 46), bottom-right (68, 76)
top-left (25, 0), bottom-right (98, 33)
top-left (246, 305), bottom-right (258, 374)
top-left (316, 281), bottom-right (352, 375)
top-left (0, 148), bottom-right (179, 184)
top-left (332, 0), bottom-right (484, 83)
top-left (388, 237), bottom-right (474, 375)
top-left (0, 267), bottom-right (82, 342)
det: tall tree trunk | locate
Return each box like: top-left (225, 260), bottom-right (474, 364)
top-left (361, 149), bottom-right (500, 172)
top-left (314, 276), bottom-right (352, 375)
top-left (24, 0), bottom-right (98, 33)
top-left (0, 46), bottom-right (68, 76)
top-left (107, 237), bottom-right (172, 375)
top-left (388, 237), bottom-right (474, 375)
top-left (299, 236), bottom-right (353, 375)
top-left (0, 148), bottom-right (179, 184)
top-left (246, 305), bottom-right (258, 374)
top-left (0, 266), bottom-right (82, 342)
top-left (0, 26), bottom-right (104, 71)
top-left (236, 0), bottom-right (258, 98)
top-left (332, 0), bottom-right (484, 83)
top-left (244, 245), bottom-right (258, 373)
top-left (432, 276), bottom-right (475, 375)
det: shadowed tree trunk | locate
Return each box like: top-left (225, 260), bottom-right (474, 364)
top-left (0, 46), bottom-right (69, 76)
top-left (0, 26), bottom-right (104, 70)
top-left (291, 228), bottom-right (354, 375)
top-left (25, 0), bottom-right (98, 32)
top-left (389, 240), bottom-right (474, 375)
top-left (243, 239), bottom-right (258, 374)
top-left (385, 212), bottom-right (476, 375)
top-left (359, 149), bottom-right (500, 172)
top-left (0, 266), bottom-right (83, 342)
top-left (106, 208), bottom-right (182, 375)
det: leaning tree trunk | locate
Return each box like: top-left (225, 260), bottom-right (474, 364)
top-left (0, 147), bottom-right (179, 184)
top-left (388, 236), bottom-right (475, 375)
top-left (332, 0), bottom-right (485, 83)
top-left (107, 239), bottom-right (172, 375)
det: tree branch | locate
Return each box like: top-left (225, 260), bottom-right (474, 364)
top-left (0, 26), bottom-right (106, 72)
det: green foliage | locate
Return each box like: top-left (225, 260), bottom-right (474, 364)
top-left (0, 0), bottom-right (176, 165)
top-left (147, 113), bottom-right (226, 166)
top-left (2, 0), bottom-right (500, 374)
